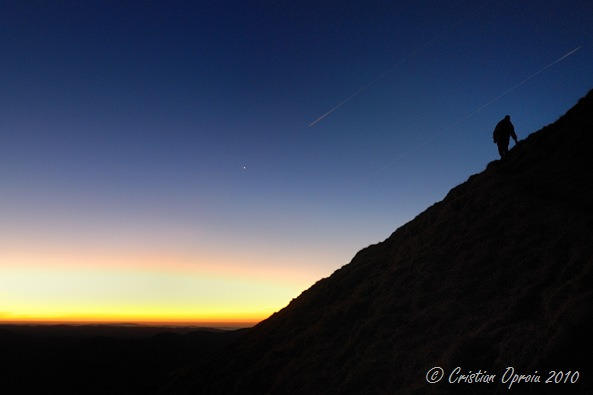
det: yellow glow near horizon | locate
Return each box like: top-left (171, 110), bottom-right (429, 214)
top-left (0, 245), bottom-right (326, 325)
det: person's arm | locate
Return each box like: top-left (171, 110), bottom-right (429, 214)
top-left (510, 125), bottom-right (518, 143)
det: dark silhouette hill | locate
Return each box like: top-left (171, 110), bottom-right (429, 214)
top-left (169, 89), bottom-right (593, 394)
top-left (0, 324), bottom-right (244, 394)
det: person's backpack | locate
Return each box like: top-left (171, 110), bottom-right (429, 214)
top-left (492, 119), bottom-right (510, 143)
top-left (493, 122), bottom-right (503, 143)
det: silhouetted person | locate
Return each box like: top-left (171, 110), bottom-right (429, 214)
top-left (493, 115), bottom-right (517, 158)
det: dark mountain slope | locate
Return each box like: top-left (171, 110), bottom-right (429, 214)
top-left (172, 90), bottom-right (593, 394)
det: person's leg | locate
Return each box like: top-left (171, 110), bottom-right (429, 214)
top-left (497, 142), bottom-right (506, 158)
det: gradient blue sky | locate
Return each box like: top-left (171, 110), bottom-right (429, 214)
top-left (1, 1), bottom-right (592, 323)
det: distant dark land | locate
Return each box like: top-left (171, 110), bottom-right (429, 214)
top-left (3, 90), bottom-right (593, 394)
top-left (0, 323), bottom-right (245, 394)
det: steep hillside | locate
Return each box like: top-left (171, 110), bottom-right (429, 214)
top-left (171, 90), bottom-right (593, 394)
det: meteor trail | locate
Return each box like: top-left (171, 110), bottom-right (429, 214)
top-left (309, 56), bottom-right (414, 127)
top-left (374, 45), bottom-right (583, 174)
top-left (463, 46), bottom-right (582, 119)
top-left (307, 41), bottom-right (435, 128)
top-left (307, 0), bottom-right (498, 128)
top-left (308, 70), bottom-right (393, 127)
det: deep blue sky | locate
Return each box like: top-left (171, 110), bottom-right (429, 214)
top-left (2, 0), bottom-right (593, 276)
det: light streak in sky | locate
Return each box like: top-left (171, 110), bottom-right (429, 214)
top-left (462, 46), bottom-right (582, 120)
top-left (307, 38), bottom-right (437, 127)
top-left (308, 0), bottom-right (498, 127)
top-left (307, 55), bottom-right (420, 127)
top-left (374, 45), bottom-right (583, 174)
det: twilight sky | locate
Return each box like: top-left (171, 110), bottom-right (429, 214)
top-left (1, 1), bottom-right (592, 325)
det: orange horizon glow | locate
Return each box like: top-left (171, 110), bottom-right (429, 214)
top-left (0, 193), bottom-right (353, 328)
top-left (0, 309), bottom-right (268, 326)
top-left (0, 236), bottom-right (337, 327)
top-left (0, 318), bottom-right (260, 329)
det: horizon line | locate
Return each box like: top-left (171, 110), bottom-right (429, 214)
top-left (0, 318), bottom-right (259, 329)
